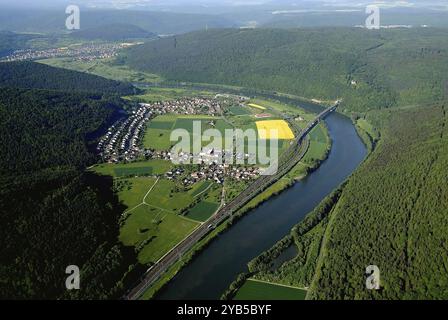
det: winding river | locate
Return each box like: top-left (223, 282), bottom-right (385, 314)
top-left (156, 100), bottom-right (367, 300)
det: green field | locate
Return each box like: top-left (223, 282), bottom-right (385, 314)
top-left (92, 159), bottom-right (173, 177)
top-left (144, 115), bottom-right (233, 151)
top-left (234, 279), bottom-right (307, 300)
top-left (302, 124), bottom-right (329, 164)
top-left (186, 201), bottom-right (219, 222)
top-left (190, 180), bottom-right (213, 197)
top-left (116, 177), bottom-right (158, 210)
top-left (357, 118), bottom-right (380, 141)
top-left (38, 58), bottom-right (162, 84)
top-left (128, 87), bottom-right (214, 103)
top-left (228, 105), bottom-right (252, 116)
top-left (119, 204), bottom-right (199, 264)
top-left (115, 177), bottom-right (213, 263)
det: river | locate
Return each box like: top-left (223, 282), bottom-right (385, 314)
top-left (156, 101), bottom-right (367, 300)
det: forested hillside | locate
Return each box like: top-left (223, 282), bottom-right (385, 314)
top-left (308, 105), bottom-right (448, 299)
top-left (0, 31), bottom-right (38, 57)
top-left (123, 28), bottom-right (448, 112)
top-left (0, 8), bottom-right (234, 35)
top-left (70, 24), bottom-right (156, 41)
top-left (0, 75), bottom-right (141, 297)
top-left (0, 62), bottom-right (138, 95)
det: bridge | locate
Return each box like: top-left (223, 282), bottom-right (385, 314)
top-left (124, 101), bottom-right (339, 300)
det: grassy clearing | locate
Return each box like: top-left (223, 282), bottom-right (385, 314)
top-left (228, 105), bottom-right (252, 116)
top-left (38, 58), bottom-right (162, 83)
top-left (191, 180), bottom-right (213, 197)
top-left (357, 118), bottom-right (380, 142)
top-left (116, 177), bottom-right (157, 210)
top-left (302, 124), bottom-right (330, 164)
top-left (234, 279), bottom-right (307, 300)
top-left (119, 204), bottom-right (199, 264)
top-left (144, 115), bottom-right (233, 151)
top-left (144, 179), bottom-right (194, 213)
top-left (127, 87), bottom-right (214, 102)
top-left (92, 160), bottom-right (173, 177)
top-left (186, 201), bottom-right (219, 222)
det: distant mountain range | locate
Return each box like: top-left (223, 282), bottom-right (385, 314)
top-left (70, 23), bottom-right (156, 41)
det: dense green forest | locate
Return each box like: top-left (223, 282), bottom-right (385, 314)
top-left (0, 66), bottom-right (142, 298)
top-left (307, 105), bottom-right (448, 299)
top-left (123, 28), bottom-right (448, 112)
top-left (70, 24), bottom-right (156, 41)
top-left (0, 62), bottom-right (138, 95)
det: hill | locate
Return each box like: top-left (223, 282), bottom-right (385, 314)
top-left (0, 31), bottom-right (38, 57)
top-left (0, 61), bottom-right (139, 95)
top-left (306, 105), bottom-right (448, 299)
top-left (0, 8), bottom-right (235, 35)
top-left (0, 87), bottom-right (142, 299)
top-left (123, 28), bottom-right (448, 112)
top-left (70, 24), bottom-right (156, 41)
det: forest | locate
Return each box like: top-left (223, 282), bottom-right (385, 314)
top-left (123, 28), bottom-right (448, 113)
top-left (0, 31), bottom-right (38, 57)
top-left (70, 24), bottom-right (156, 41)
top-left (0, 62), bottom-right (139, 95)
top-left (307, 105), bottom-right (448, 299)
top-left (0, 69), bottom-right (142, 298)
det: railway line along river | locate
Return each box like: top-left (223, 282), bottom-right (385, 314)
top-left (155, 100), bottom-right (367, 300)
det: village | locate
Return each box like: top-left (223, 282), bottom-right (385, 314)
top-left (1, 42), bottom-right (136, 62)
top-left (97, 96), bottom-right (260, 184)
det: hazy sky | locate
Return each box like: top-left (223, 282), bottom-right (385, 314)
top-left (0, 0), bottom-right (445, 10)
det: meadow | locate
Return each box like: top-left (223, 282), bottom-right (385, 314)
top-left (143, 114), bottom-right (232, 151)
top-left (129, 87), bottom-right (215, 103)
top-left (115, 176), bottom-right (222, 264)
top-left (92, 159), bottom-right (173, 177)
top-left (39, 58), bottom-right (162, 84)
top-left (119, 204), bottom-right (199, 264)
top-left (302, 124), bottom-right (330, 165)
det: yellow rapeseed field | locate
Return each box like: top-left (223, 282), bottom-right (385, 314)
top-left (256, 120), bottom-right (295, 140)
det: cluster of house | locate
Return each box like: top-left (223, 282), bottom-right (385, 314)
top-left (97, 104), bottom-right (152, 162)
top-left (140, 97), bottom-right (223, 116)
top-left (2, 43), bottom-right (135, 62)
top-left (166, 164), bottom-right (259, 186)
top-left (97, 96), bottom-right (261, 183)
top-left (98, 98), bottom-right (225, 162)
top-left (171, 148), bottom-right (253, 165)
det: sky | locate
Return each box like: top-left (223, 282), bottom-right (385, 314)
top-left (0, 0), bottom-right (446, 10)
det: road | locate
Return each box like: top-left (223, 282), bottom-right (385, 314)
top-left (124, 101), bottom-right (339, 300)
